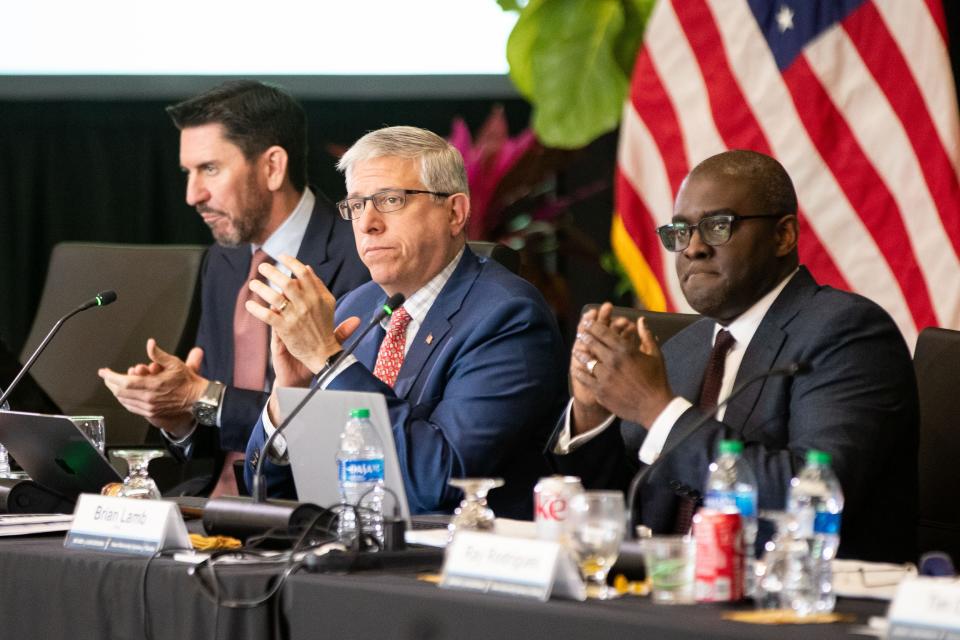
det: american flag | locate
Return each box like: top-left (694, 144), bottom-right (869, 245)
top-left (612, 0), bottom-right (960, 346)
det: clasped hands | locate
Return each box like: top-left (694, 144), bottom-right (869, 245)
top-left (569, 302), bottom-right (674, 435)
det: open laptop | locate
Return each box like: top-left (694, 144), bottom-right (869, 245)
top-left (276, 388), bottom-right (413, 526)
top-left (0, 410), bottom-right (122, 500)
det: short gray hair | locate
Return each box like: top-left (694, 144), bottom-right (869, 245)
top-left (337, 126), bottom-right (469, 197)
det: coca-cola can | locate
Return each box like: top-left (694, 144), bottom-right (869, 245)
top-left (692, 508), bottom-right (744, 602)
top-left (534, 475), bottom-right (584, 541)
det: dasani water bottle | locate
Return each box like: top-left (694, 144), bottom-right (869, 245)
top-left (336, 408), bottom-right (385, 549)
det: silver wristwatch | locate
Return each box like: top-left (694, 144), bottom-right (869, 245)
top-left (192, 380), bottom-right (226, 426)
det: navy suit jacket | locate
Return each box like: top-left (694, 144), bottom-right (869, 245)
top-left (246, 248), bottom-right (567, 519)
top-left (556, 268), bottom-right (919, 563)
top-left (194, 190), bottom-right (369, 455)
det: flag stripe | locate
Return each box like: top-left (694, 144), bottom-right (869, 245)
top-left (705, 0), bottom-right (914, 339)
top-left (874, 0), bottom-right (960, 174)
top-left (613, 0), bottom-right (958, 343)
top-left (844, 3), bottom-right (960, 265)
top-left (806, 19), bottom-right (960, 328)
top-left (672, 0), bottom-right (851, 294)
top-left (617, 102), bottom-right (687, 311)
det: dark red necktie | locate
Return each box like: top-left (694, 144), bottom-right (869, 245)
top-left (698, 329), bottom-right (736, 411)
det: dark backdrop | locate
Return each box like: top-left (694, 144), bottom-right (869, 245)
top-left (4, 4), bottom-right (960, 356)
top-left (0, 95), bottom-right (619, 356)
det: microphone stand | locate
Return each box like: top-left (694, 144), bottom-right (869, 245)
top-left (625, 362), bottom-right (808, 537)
top-left (0, 291), bottom-right (117, 409)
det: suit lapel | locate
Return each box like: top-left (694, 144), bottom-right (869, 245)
top-left (724, 268), bottom-right (816, 437)
top-left (392, 252), bottom-right (480, 399)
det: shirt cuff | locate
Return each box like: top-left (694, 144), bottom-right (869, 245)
top-left (638, 397), bottom-right (692, 464)
top-left (553, 398), bottom-right (616, 454)
top-left (161, 420), bottom-right (198, 456)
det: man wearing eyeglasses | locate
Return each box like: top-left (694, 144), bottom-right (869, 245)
top-left (99, 81), bottom-right (369, 496)
top-left (555, 150), bottom-right (918, 563)
top-left (242, 126), bottom-right (566, 518)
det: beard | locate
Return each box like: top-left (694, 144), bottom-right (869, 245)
top-left (202, 174), bottom-right (272, 247)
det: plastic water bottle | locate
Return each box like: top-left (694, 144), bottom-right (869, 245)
top-left (335, 408), bottom-right (385, 550)
top-left (786, 449), bottom-right (844, 613)
top-left (704, 439), bottom-right (758, 593)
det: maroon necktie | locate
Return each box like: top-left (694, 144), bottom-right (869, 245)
top-left (674, 328), bottom-right (736, 533)
top-left (373, 307), bottom-right (412, 388)
top-left (698, 329), bottom-right (736, 411)
top-left (211, 249), bottom-right (272, 498)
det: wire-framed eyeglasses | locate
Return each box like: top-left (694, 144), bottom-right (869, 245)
top-left (656, 213), bottom-right (780, 252)
top-left (336, 188), bottom-right (451, 220)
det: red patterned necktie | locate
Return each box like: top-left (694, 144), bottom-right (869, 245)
top-left (373, 307), bottom-right (412, 388)
top-left (698, 329), bottom-right (736, 411)
top-left (212, 249), bottom-right (272, 498)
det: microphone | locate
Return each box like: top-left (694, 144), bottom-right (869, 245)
top-left (250, 292), bottom-right (405, 503)
top-left (0, 291), bottom-right (117, 409)
top-left (625, 361), bottom-right (809, 538)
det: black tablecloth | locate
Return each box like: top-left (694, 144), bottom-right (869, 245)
top-left (0, 532), bottom-right (886, 640)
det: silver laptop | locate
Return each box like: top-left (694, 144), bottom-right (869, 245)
top-left (276, 387), bottom-right (411, 525)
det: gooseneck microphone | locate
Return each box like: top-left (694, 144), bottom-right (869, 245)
top-left (251, 292), bottom-right (406, 503)
top-left (625, 361), bottom-right (809, 537)
top-left (0, 291), bottom-right (117, 409)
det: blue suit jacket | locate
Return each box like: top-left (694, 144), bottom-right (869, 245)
top-left (556, 268), bottom-right (919, 562)
top-left (246, 248), bottom-right (567, 519)
top-left (193, 191), bottom-right (369, 456)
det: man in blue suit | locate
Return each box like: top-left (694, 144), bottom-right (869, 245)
top-left (100, 81), bottom-right (368, 495)
top-left (555, 150), bottom-right (918, 562)
top-left (244, 126), bottom-right (566, 518)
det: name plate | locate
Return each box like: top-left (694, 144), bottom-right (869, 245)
top-left (440, 531), bottom-right (586, 601)
top-left (64, 493), bottom-right (191, 556)
top-left (888, 576), bottom-right (960, 639)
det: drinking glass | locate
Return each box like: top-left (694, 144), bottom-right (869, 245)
top-left (640, 535), bottom-right (697, 604)
top-left (569, 490), bottom-right (625, 599)
top-left (70, 415), bottom-right (105, 455)
top-left (447, 478), bottom-right (504, 541)
top-left (106, 449), bottom-right (166, 499)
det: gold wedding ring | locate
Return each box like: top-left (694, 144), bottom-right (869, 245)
top-left (587, 359), bottom-right (598, 375)
top-left (277, 298), bottom-right (289, 312)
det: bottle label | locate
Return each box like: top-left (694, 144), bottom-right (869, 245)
top-left (734, 491), bottom-right (757, 518)
top-left (338, 458), bottom-right (385, 483)
top-left (814, 510), bottom-right (841, 535)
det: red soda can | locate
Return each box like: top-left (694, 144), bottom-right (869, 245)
top-left (534, 475), bottom-right (584, 541)
top-left (692, 508), bottom-right (744, 602)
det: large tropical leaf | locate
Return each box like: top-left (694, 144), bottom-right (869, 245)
top-left (527, 0), bottom-right (629, 148)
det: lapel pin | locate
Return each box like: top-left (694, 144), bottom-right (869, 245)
top-left (426, 333), bottom-right (433, 345)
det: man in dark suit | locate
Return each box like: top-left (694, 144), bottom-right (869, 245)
top-left (99, 81), bottom-right (368, 495)
top-left (243, 126), bottom-right (566, 518)
top-left (557, 150), bottom-right (918, 562)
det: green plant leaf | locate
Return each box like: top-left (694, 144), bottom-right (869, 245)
top-left (526, 0), bottom-right (629, 148)
top-left (614, 0), bottom-right (656, 76)
top-left (506, 0), bottom-right (552, 100)
top-left (497, 0), bottom-right (527, 12)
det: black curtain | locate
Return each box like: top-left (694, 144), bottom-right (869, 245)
top-left (0, 97), bottom-right (545, 353)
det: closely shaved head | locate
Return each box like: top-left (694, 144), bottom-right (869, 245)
top-left (687, 149), bottom-right (798, 219)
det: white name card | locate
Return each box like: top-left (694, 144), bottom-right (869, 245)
top-left (888, 576), bottom-right (960, 639)
top-left (64, 493), bottom-right (191, 556)
top-left (440, 531), bottom-right (586, 601)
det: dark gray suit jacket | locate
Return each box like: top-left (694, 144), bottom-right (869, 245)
top-left (558, 267), bottom-right (919, 563)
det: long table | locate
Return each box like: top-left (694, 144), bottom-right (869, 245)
top-left (0, 532), bottom-right (886, 640)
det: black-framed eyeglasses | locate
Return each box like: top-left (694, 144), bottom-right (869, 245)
top-left (336, 188), bottom-right (451, 220)
top-left (656, 214), bottom-right (780, 252)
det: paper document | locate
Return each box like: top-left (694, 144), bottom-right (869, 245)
top-left (0, 513), bottom-right (73, 536)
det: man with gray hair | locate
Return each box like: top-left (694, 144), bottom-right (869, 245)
top-left (243, 126), bottom-right (566, 518)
